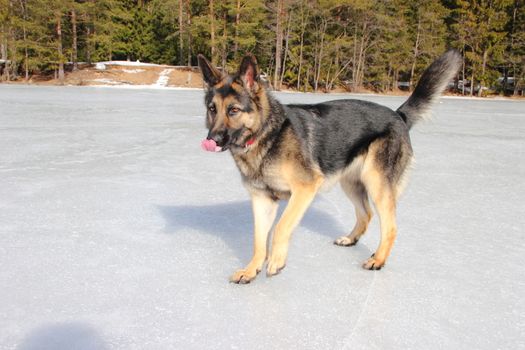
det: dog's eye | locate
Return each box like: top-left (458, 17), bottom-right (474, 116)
top-left (228, 107), bottom-right (241, 116)
top-left (209, 105), bottom-right (216, 113)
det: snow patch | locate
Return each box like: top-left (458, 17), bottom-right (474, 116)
top-left (154, 69), bottom-right (173, 87)
top-left (92, 78), bottom-right (124, 85)
top-left (97, 60), bottom-right (163, 67)
top-left (90, 84), bottom-right (200, 90)
top-left (121, 69), bottom-right (145, 74)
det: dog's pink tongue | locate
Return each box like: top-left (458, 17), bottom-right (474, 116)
top-left (201, 139), bottom-right (222, 152)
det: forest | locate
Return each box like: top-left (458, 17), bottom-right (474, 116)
top-left (0, 0), bottom-right (524, 95)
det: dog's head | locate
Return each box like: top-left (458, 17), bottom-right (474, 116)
top-left (197, 54), bottom-right (269, 152)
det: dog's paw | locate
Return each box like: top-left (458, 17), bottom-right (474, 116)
top-left (334, 236), bottom-right (359, 247)
top-left (266, 254), bottom-right (287, 277)
top-left (362, 254), bottom-right (384, 270)
top-left (230, 268), bottom-right (259, 284)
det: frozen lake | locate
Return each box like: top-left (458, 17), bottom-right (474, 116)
top-left (1, 85), bottom-right (524, 349)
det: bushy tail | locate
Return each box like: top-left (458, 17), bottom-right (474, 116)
top-left (397, 49), bottom-right (462, 130)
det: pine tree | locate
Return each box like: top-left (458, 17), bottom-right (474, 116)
top-left (406, 0), bottom-right (448, 90)
top-left (371, 0), bottom-right (412, 92)
top-left (1, 0), bottom-right (13, 80)
top-left (85, 0), bottom-right (129, 62)
top-left (451, 0), bottom-right (512, 95)
top-left (505, 0), bottom-right (524, 94)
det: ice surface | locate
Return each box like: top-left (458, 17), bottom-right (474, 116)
top-left (0, 85), bottom-right (524, 349)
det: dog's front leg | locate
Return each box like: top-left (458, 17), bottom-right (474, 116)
top-left (230, 192), bottom-right (278, 284)
top-left (266, 181), bottom-right (321, 276)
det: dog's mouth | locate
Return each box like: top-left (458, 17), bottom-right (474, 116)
top-left (201, 134), bottom-right (231, 152)
top-left (202, 131), bottom-right (253, 153)
top-left (201, 138), bottom-right (220, 152)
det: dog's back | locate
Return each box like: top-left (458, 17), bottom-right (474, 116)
top-left (285, 99), bottom-right (409, 176)
top-left (282, 49), bottom-right (462, 181)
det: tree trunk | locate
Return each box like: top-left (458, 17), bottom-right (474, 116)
top-left (209, 0), bottom-right (216, 65)
top-left (478, 49), bottom-right (488, 97)
top-left (71, 8), bottom-right (78, 71)
top-left (86, 25), bottom-right (92, 64)
top-left (351, 23), bottom-right (357, 90)
top-left (314, 19), bottom-right (327, 92)
top-left (279, 12), bottom-right (292, 88)
top-left (18, 0), bottom-right (29, 80)
top-left (511, 2), bottom-right (518, 96)
top-left (353, 21), bottom-right (368, 91)
top-left (325, 57), bottom-right (333, 91)
top-left (221, 10), bottom-right (227, 69)
top-left (409, 17), bottom-right (421, 91)
top-left (392, 68), bottom-right (399, 91)
top-left (470, 69), bottom-right (475, 97)
top-left (477, 1), bottom-right (494, 97)
top-left (0, 42), bottom-right (5, 61)
top-left (514, 76), bottom-right (521, 96)
top-left (23, 27), bottom-right (28, 80)
top-left (186, 0), bottom-right (191, 67)
top-left (2, 41), bottom-right (9, 81)
top-left (0, 35), bottom-right (5, 61)
top-left (1, 36), bottom-right (6, 80)
top-left (328, 58), bottom-right (352, 91)
top-left (2, 1), bottom-right (11, 81)
top-left (296, 2), bottom-right (306, 91)
top-left (461, 48), bottom-right (465, 95)
top-left (178, 0), bottom-right (184, 65)
top-left (273, 0), bottom-right (284, 90)
top-left (386, 64), bottom-right (388, 91)
top-left (305, 66), bottom-right (311, 92)
top-left (56, 11), bottom-right (65, 84)
top-left (234, 0), bottom-right (240, 56)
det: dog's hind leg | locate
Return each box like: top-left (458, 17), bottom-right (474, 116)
top-left (362, 170), bottom-right (397, 270)
top-left (358, 133), bottom-right (412, 270)
top-left (360, 166), bottom-right (398, 270)
top-left (334, 179), bottom-right (373, 247)
top-left (230, 191), bottom-right (278, 284)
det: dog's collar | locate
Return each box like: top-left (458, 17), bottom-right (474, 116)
top-left (243, 137), bottom-right (256, 151)
top-left (245, 138), bottom-right (255, 147)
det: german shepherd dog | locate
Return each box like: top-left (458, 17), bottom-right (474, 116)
top-left (197, 50), bottom-right (461, 283)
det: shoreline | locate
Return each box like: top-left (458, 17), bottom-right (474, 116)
top-left (1, 82), bottom-right (523, 101)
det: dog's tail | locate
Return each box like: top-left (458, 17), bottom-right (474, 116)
top-left (396, 49), bottom-right (462, 130)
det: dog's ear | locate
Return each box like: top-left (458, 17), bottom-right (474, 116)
top-left (198, 54), bottom-right (222, 87)
top-left (238, 54), bottom-right (259, 91)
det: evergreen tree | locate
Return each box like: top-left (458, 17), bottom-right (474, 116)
top-left (406, 0), bottom-right (449, 89)
top-left (505, 0), bottom-right (524, 94)
top-left (451, 0), bottom-right (512, 95)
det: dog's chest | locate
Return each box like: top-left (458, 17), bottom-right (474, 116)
top-left (234, 154), bottom-right (291, 197)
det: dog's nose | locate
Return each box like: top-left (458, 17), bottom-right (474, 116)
top-left (207, 131), bottom-right (225, 146)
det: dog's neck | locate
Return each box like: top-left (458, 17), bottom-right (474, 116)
top-left (230, 90), bottom-right (286, 176)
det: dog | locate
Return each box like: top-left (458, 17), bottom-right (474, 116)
top-left (197, 50), bottom-right (461, 283)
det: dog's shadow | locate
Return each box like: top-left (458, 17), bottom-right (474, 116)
top-left (158, 199), bottom-right (347, 261)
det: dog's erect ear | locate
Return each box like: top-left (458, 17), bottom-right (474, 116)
top-left (198, 54), bottom-right (222, 87)
top-left (238, 54), bottom-right (259, 91)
